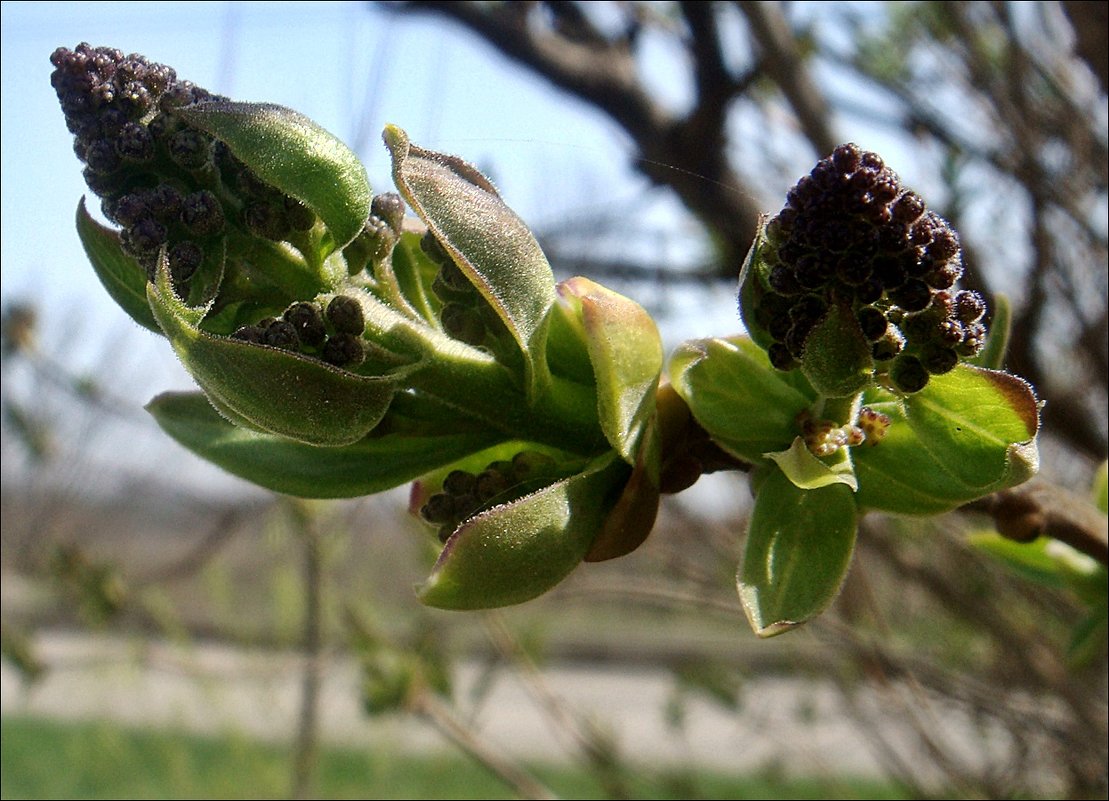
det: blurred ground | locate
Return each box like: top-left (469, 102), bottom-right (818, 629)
top-left (1, 627), bottom-right (1021, 785)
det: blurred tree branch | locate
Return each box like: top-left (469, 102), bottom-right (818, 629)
top-left (386, 0), bottom-right (1107, 467)
top-left (381, 0), bottom-right (765, 274)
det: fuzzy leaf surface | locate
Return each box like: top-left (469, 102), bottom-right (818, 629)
top-left (148, 391), bottom-right (502, 498)
top-left (384, 126), bottom-right (555, 392)
top-left (560, 277), bottom-right (662, 463)
top-left (180, 101), bottom-right (371, 251)
top-left (148, 260), bottom-right (393, 446)
top-left (418, 455), bottom-right (628, 609)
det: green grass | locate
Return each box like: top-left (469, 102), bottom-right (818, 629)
top-left (1, 716), bottom-right (911, 800)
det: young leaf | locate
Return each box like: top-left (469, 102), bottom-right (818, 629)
top-left (853, 364), bottom-right (1039, 514)
top-left (669, 336), bottom-right (817, 464)
top-left (559, 277), bottom-right (662, 463)
top-left (765, 436), bottom-right (858, 491)
top-left (384, 126), bottom-right (556, 393)
top-left (76, 200), bottom-right (159, 333)
top-left (798, 302), bottom-right (873, 398)
top-left (179, 102), bottom-right (372, 251)
top-left (738, 468), bottom-right (857, 637)
top-left (147, 391), bottom-right (504, 498)
top-left (418, 454), bottom-right (629, 609)
top-left (147, 260), bottom-right (394, 446)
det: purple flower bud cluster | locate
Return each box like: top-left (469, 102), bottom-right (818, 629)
top-left (50, 44), bottom-right (317, 289)
top-left (420, 451), bottom-right (560, 541)
top-left (230, 295), bottom-right (366, 368)
top-left (754, 143), bottom-right (987, 393)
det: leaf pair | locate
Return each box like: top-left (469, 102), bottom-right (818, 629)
top-left (671, 335), bottom-right (1040, 635)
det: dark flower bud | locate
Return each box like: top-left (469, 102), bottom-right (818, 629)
top-left (420, 230), bottom-right (450, 265)
top-left (114, 121), bottom-right (154, 162)
top-left (167, 241), bottom-right (204, 283)
top-left (321, 333), bottom-right (365, 367)
top-left (856, 306), bottom-right (888, 341)
top-left (889, 279), bottom-right (931, 312)
top-left (920, 344), bottom-right (958, 375)
top-left (126, 217), bottom-right (168, 254)
top-left (111, 192), bottom-right (148, 226)
top-left (283, 302), bottom-right (327, 347)
top-left (370, 192), bottom-right (406, 235)
top-left (768, 264), bottom-right (802, 296)
top-left (475, 469), bottom-right (510, 502)
top-left (421, 493), bottom-right (458, 525)
top-left (890, 354), bottom-right (929, 393)
top-left (441, 302), bottom-right (487, 345)
top-left (243, 202), bottom-right (290, 241)
top-left (954, 290), bottom-right (986, 324)
top-left (262, 319), bottom-right (300, 350)
top-left (145, 184), bottom-right (183, 222)
top-left (831, 142), bottom-right (861, 173)
top-left (167, 129), bottom-right (211, 170)
top-left (443, 470), bottom-right (477, 496)
top-left (84, 138), bottom-right (120, 173)
top-left (891, 192), bottom-right (926, 224)
top-left (231, 325), bottom-right (266, 344)
top-left (181, 190), bottom-right (225, 236)
top-left (326, 295), bottom-right (364, 335)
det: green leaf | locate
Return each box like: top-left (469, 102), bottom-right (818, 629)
top-left (179, 102), bottom-right (372, 251)
top-left (418, 454), bottom-right (629, 610)
top-left (799, 302), bottom-right (873, 398)
top-left (853, 364), bottom-right (1039, 514)
top-left (384, 126), bottom-right (556, 394)
top-left (559, 277), bottom-right (662, 463)
top-left (853, 368), bottom-right (1038, 513)
top-left (148, 259), bottom-right (394, 446)
top-left (765, 436), bottom-right (858, 491)
top-left (75, 199), bottom-right (159, 333)
top-left (147, 391), bottom-right (503, 498)
top-left (668, 336), bottom-right (817, 465)
top-left (738, 468), bottom-right (857, 637)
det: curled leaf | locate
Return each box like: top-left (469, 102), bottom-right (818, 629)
top-left (669, 336), bottom-right (816, 465)
top-left (384, 125), bottom-right (555, 393)
top-left (559, 277), bottom-right (662, 463)
top-left (765, 436), bottom-right (858, 492)
top-left (76, 199), bottom-right (159, 333)
top-left (418, 454), bottom-right (629, 609)
top-left (148, 258), bottom-right (393, 446)
top-left (180, 101), bottom-right (372, 251)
